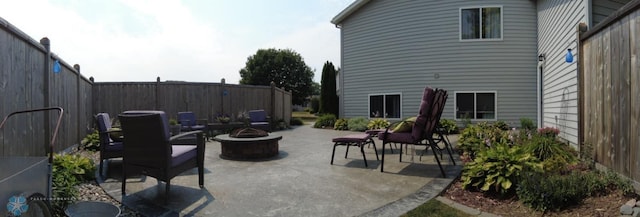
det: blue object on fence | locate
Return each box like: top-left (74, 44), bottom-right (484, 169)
top-left (53, 60), bottom-right (61, 74)
top-left (565, 49), bottom-right (573, 63)
top-left (223, 90), bottom-right (228, 96)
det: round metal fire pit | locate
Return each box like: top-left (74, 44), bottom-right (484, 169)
top-left (214, 133), bottom-right (282, 160)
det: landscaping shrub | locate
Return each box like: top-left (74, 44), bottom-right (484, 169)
top-left (537, 126), bottom-right (560, 138)
top-left (517, 171), bottom-right (589, 211)
top-left (493, 120), bottom-right (509, 131)
top-left (290, 117), bottom-right (304, 126)
top-left (525, 134), bottom-right (575, 163)
top-left (517, 170), bottom-right (633, 212)
top-left (52, 154), bottom-right (96, 215)
top-left (367, 118), bottom-right (390, 130)
top-left (310, 96), bottom-right (320, 114)
top-left (333, 118), bottom-right (349, 130)
top-left (80, 130), bottom-right (100, 151)
top-left (461, 142), bottom-right (541, 195)
top-left (347, 117), bottom-right (368, 132)
top-left (313, 114), bottom-right (336, 128)
top-left (457, 122), bottom-right (510, 158)
top-left (520, 118), bottom-right (535, 131)
top-left (438, 119), bottom-right (458, 134)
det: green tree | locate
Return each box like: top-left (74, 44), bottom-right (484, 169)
top-left (311, 82), bottom-right (321, 96)
top-left (319, 61), bottom-right (339, 116)
top-left (239, 48), bottom-right (314, 105)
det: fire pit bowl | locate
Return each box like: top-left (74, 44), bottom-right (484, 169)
top-left (213, 128), bottom-right (282, 160)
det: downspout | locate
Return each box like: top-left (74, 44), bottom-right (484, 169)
top-left (537, 60), bottom-right (544, 128)
top-left (335, 23), bottom-right (345, 118)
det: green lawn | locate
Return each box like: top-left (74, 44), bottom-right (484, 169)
top-left (292, 111), bottom-right (317, 123)
top-left (402, 199), bottom-right (472, 217)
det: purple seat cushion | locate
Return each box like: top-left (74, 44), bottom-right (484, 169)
top-left (104, 141), bottom-right (123, 152)
top-left (377, 132), bottom-right (414, 144)
top-left (171, 145), bottom-right (197, 167)
top-left (412, 87), bottom-right (435, 141)
top-left (332, 134), bottom-right (371, 143)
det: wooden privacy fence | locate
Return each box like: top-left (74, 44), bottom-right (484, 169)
top-left (580, 1), bottom-right (640, 183)
top-left (0, 17), bottom-right (93, 156)
top-left (1, 16), bottom-right (291, 158)
top-left (93, 79), bottom-right (292, 126)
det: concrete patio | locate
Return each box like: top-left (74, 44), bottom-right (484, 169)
top-left (97, 125), bottom-right (461, 217)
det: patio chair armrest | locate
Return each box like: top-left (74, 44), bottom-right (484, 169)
top-left (105, 128), bottom-right (122, 133)
top-left (169, 130), bottom-right (203, 141)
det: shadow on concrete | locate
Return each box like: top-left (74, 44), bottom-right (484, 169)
top-left (122, 185), bottom-right (214, 217)
top-left (98, 160), bottom-right (213, 180)
top-left (217, 150), bottom-right (289, 162)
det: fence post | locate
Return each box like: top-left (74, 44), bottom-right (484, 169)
top-left (577, 22), bottom-right (588, 157)
top-left (74, 64), bottom-right (82, 143)
top-left (40, 37), bottom-right (51, 151)
top-left (221, 78), bottom-right (226, 115)
top-left (270, 81), bottom-right (276, 122)
top-left (156, 77), bottom-right (160, 110)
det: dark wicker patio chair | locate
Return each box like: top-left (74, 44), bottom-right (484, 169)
top-left (248, 109), bottom-right (271, 132)
top-left (177, 111), bottom-right (206, 132)
top-left (118, 111), bottom-right (205, 203)
top-left (95, 113), bottom-right (123, 178)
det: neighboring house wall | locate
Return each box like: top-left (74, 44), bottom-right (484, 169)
top-left (335, 0), bottom-right (538, 125)
top-left (537, 0), bottom-right (630, 148)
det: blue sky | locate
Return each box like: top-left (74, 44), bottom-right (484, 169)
top-left (0, 0), bottom-right (353, 83)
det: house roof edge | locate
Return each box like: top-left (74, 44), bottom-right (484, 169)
top-left (330, 0), bottom-right (371, 25)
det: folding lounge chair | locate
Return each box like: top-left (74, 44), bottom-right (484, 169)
top-left (378, 87), bottom-right (455, 177)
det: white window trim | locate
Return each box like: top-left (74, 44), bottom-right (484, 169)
top-left (367, 93), bottom-right (403, 120)
top-left (459, 5), bottom-right (504, 42)
top-left (453, 91), bottom-right (498, 121)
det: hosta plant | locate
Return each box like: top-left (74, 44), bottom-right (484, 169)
top-left (347, 117), bottom-right (368, 132)
top-left (461, 142), bottom-right (542, 195)
top-left (367, 118), bottom-right (390, 130)
top-left (334, 118), bottom-right (349, 130)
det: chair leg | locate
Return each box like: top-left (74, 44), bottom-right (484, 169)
top-left (331, 142), bottom-right (338, 165)
top-left (99, 159), bottom-right (104, 178)
top-left (380, 142), bottom-right (386, 172)
top-left (121, 168), bottom-right (126, 197)
top-left (360, 143), bottom-right (368, 167)
top-left (344, 143), bottom-right (350, 158)
top-left (165, 180), bottom-right (170, 204)
top-left (431, 146), bottom-right (446, 178)
top-left (199, 164), bottom-right (204, 188)
top-left (369, 139), bottom-right (379, 161)
top-left (399, 144), bottom-right (403, 162)
top-left (442, 135), bottom-right (457, 166)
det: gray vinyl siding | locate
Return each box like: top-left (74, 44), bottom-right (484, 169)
top-left (338, 0), bottom-right (538, 126)
top-left (592, 0), bottom-right (632, 25)
top-left (537, 0), bottom-right (587, 147)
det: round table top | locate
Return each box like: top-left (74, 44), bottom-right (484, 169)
top-left (213, 133), bottom-right (282, 142)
